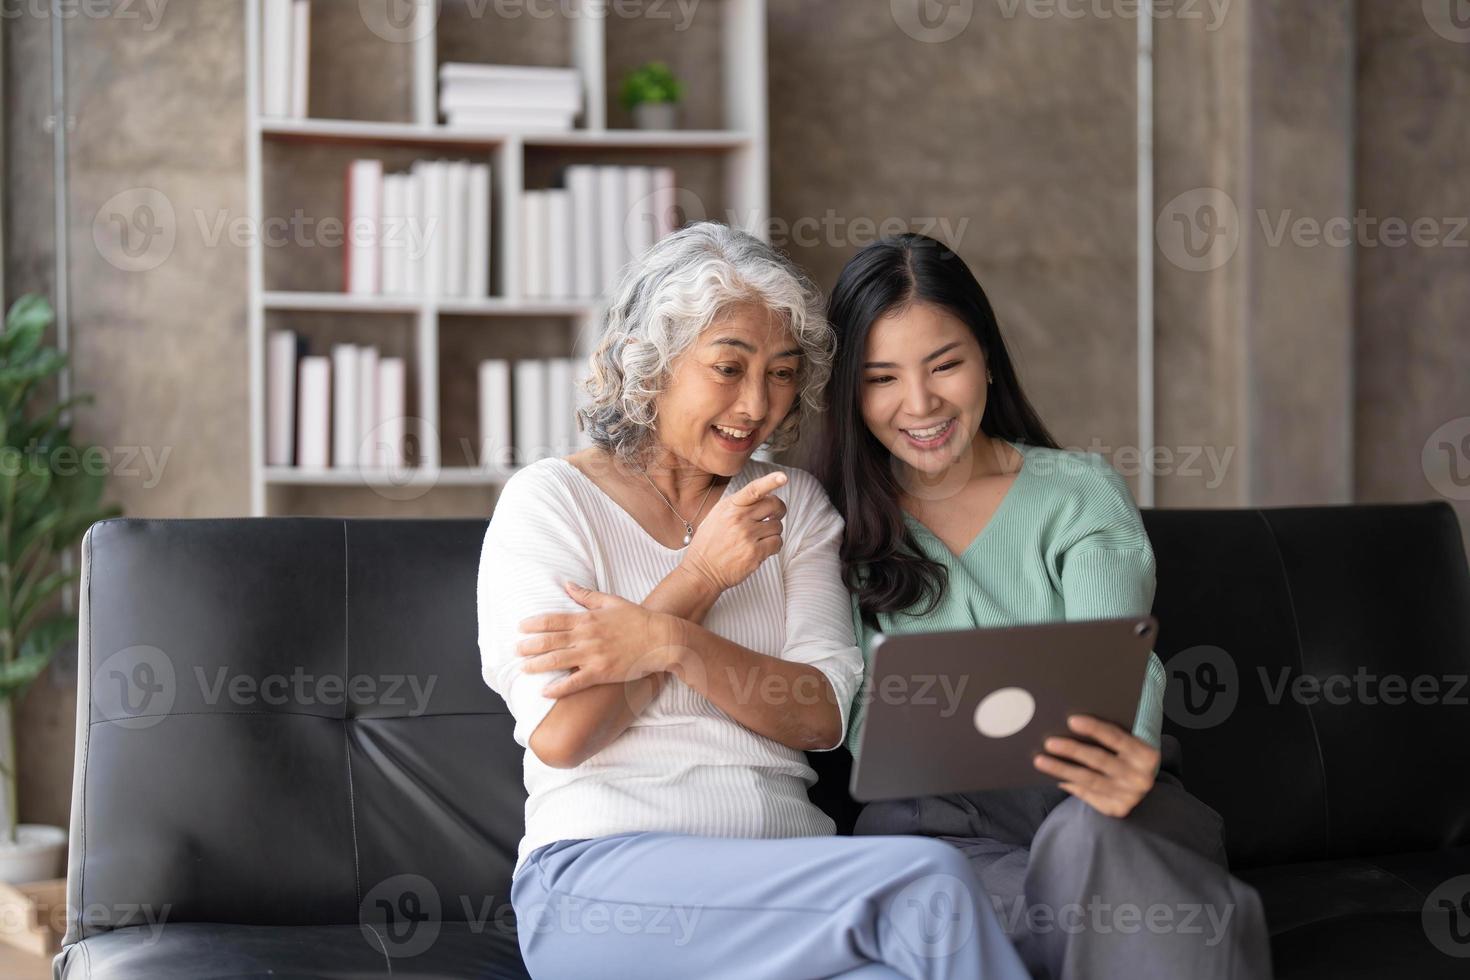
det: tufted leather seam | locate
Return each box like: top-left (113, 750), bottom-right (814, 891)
top-left (343, 521), bottom-right (363, 911)
top-left (1257, 509), bottom-right (1332, 859)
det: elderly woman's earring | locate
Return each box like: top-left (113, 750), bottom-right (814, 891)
top-left (987, 370), bottom-right (993, 384)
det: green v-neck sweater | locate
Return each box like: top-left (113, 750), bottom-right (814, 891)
top-left (844, 441), bottom-right (1168, 767)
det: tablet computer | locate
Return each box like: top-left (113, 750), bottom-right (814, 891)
top-left (849, 615), bottom-right (1158, 801)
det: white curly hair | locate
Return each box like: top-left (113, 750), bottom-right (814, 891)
top-left (578, 221), bottom-right (833, 466)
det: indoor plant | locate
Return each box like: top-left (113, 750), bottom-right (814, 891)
top-left (0, 294), bottom-right (121, 883)
top-left (621, 61), bottom-right (683, 130)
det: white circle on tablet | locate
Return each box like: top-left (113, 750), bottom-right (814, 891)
top-left (973, 687), bottom-right (1035, 738)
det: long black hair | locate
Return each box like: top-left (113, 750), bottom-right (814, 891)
top-left (814, 234), bottom-right (1059, 627)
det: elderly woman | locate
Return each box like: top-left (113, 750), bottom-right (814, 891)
top-left (478, 223), bottom-right (1027, 980)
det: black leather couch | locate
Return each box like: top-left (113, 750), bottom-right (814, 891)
top-left (53, 503), bottom-right (1470, 979)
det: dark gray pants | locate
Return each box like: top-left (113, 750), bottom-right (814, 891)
top-left (852, 742), bottom-right (1273, 979)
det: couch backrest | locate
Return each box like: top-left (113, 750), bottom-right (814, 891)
top-left (65, 518), bottom-right (522, 943)
top-left (1142, 502), bottom-right (1470, 869)
top-left (66, 504), bottom-right (1470, 942)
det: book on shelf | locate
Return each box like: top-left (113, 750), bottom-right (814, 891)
top-left (266, 329), bottom-right (305, 465)
top-left (268, 334), bottom-right (406, 472)
top-left (438, 62), bottom-right (582, 131)
top-left (356, 345), bottom-right (379, 466)
top-left (355, 157), bottom-right (492, 299)
top-left (477, 359), bottom-right (512, 471)
top-left (344, 159), bottom-right (383, 295)
top-left (296, 355), bottom-right (330, 469)
top-left (484, 357), bottom-right (588, 469)
top-left (331, 344), bottom-right (360, 467)
top-left (566, 166), bottom-right (599, 300)
top-left (260, 0), bottom-right (310, 119)
top-left (290, 0), bottom-right (310, 119)
top-left (374, 358), bottom-right (407, 468)
top-left (518, 166), bottom-right (679, 300)
top-left (513, 359), bottom-right (549, 465)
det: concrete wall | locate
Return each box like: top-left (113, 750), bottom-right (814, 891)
top-left (1354, 0), bottom-right (1470, 554)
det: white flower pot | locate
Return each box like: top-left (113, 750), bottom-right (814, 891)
top-left (633, 102), bottom-right (679, 130)
top-left (0, 824), bottom-right (66, 884)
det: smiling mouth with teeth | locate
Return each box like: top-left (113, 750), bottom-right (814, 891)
top-left (903, 419), bottom-right (954, 439)
top-left (714, 424), bottom-right (754, 440)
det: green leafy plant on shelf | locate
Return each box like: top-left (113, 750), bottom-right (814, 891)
top-left (619, 60), bottom-right (683, 109)
top-left (0, 294), bottom-right (121, 844)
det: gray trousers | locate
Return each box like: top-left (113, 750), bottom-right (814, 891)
top-left (852, 742), bottom-right (1273, 980)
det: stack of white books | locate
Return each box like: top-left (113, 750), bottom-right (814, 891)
top-left (479, 358), bottom-right (593, 469)
top-left (344, 158), bottom-right (492, 298)
top-left (267, 331), bottom-right (408, 470)
top-left (523, 166), bottom-right (678, 299)
top-left (439, 63), bottom-right (582, 132)
top-left (260, 0), bottom-right (310, 119)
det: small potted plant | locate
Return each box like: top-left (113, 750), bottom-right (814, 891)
top-left (0, 294), bottom-right (121, 883)
top-left (621, 61), bottom-right (683, 130)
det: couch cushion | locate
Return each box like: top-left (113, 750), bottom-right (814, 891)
top-left (1238, 843), bottom-right (1470, 979)
top-left (53, 921), bottom-right (531, 979)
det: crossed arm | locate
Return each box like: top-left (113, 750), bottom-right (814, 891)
top-left (516, 472), bottom-right (846, 769)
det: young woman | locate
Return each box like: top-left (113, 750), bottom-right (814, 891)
top-left (815, 234), bottom-right (1271, 980)
top-left (482, 223), bottom-right (1028, 979)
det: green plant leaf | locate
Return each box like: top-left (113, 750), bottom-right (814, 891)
top-left (0, 348), bottom-right (66, 387)
top-left (1, 296), bottom-right (54, 363)
top-left (0, 614), bottom-right (70, 696)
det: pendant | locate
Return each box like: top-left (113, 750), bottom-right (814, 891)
top-left (682, 523), bottom-right (693, 546)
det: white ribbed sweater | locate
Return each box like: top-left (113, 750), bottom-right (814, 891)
top-left (477, 457), bottom-right (865, 878)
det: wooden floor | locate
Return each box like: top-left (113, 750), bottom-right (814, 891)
top-left (0, 942), bottom-right (51, 979)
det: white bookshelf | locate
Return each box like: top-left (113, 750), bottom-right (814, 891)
top-left (244, 0), bottom-right (770, 515)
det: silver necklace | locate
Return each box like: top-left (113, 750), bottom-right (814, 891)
top-left (642, 471), bottom-right (718, 546)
